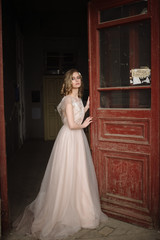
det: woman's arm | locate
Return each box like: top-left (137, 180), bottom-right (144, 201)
top-left (84, 97), bottom-right (90, 113)
top-left (66, 103), bottom-right (92, 130)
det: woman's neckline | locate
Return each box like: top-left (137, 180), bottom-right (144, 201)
top-left (68, 95), bottom-right (80, 100)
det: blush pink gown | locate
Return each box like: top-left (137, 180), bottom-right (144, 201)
top-left (14, 95), bottom-right (107, 240)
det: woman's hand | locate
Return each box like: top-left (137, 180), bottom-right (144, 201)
top-left (66, 103), bottom-right (92, 130)
top-left (81, 116), bottom-right (93, 128)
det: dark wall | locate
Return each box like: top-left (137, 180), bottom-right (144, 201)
top-left (2, 0), bottom-right (19, 158)
top-left (22, 7), bottom-right (89, 139)
top-left (2, 0), bottom-right (89, 142)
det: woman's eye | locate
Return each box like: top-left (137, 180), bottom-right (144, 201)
top-left (72, 78), bottom-right (75, 80)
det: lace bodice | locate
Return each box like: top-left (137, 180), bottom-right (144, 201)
top-left (57, 95), bottom-right (85, 126)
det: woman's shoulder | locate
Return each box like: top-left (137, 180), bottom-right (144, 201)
top-left (63, 95), bottom-right (73, 102)
top-left (60, 95), bottom-right (73, 107)
top-left (62, 95), bottom-right (82, 106)
top-left (64, 95), bottom-right (72, 100)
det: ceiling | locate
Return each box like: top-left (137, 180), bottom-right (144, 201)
top-left (12, 0), bottom-right (89, 18)
top-left (8, 0), bottom-right (89, 38)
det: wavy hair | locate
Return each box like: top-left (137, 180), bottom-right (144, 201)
top-left (61, 69), bottom-right (84, 98)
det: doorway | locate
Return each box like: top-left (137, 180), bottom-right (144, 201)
top-left (43, 75), bottom-right (63, 140)
top-left (0, 0), bottom-right (89, 233)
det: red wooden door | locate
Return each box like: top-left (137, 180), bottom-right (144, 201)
top-left (88, 0), bottom-right (160, 228)
top-left (0, 0), bottom-right (9, 233)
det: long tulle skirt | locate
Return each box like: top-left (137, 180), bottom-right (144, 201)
top-left (14, 125), bottom-right (107, 240)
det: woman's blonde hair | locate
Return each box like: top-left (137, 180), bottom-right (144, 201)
top-left (61, 69), bottom-right (84, 98)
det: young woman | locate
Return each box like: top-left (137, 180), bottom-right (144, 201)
top-left (14, 69), bottom-right (107, 240)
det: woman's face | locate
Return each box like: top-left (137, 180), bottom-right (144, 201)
top-left (71, 72), bottom-right (81, 89)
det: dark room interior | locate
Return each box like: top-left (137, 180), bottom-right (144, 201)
top-left (2, 0), bottom-right (89, 228)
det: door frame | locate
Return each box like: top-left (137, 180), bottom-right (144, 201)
top-left (0, 0), bottom-right (9, 233)
top-left (88, 0), bottom-right (160, 228)
top-left (16, 24), bottom-right (26, 146)
top-left (43, 75), bottom-right (63, 141)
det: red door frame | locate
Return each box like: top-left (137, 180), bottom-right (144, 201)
top-left (88, 0), bottom-right (160, 228)
top-left (150, 0), bottom-right (160, 227)
top-left (0, 0), bottom-right (9, 233)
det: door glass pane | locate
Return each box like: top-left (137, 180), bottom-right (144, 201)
top-left (99, 20), bottom-right (151, 88)
top-left (100, 1), bottom-right (148, 23)
top-left (100, 89), bottom-right (151, 108)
